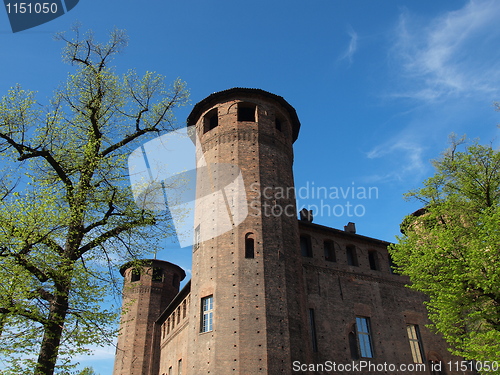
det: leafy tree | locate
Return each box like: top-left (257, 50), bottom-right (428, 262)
top-left (0, 27), bottom-right (189, 374)
top-left (390, 137), bottom-right (500, 370)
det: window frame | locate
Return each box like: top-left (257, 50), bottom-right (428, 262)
top-left (300, 235), bottom-right (313, 257)
top-left (201, 295), bottom-right (214, 333)
top-left (407, 324), bottom-right (425, 364)
top-left (356, 316), bottom-right (374, 358)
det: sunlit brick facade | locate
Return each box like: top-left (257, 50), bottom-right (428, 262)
top-left (113, 89), bottom-right (471, 375)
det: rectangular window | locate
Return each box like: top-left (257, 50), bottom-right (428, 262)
top-left (346, 245), bottom-right (358, 266)
top-left (309, 308), bottom-right (318, 352)
top-left (407, 324), bottom-right (425, 363)
top-left (324, 240), bottom-right (336, 262)
top-left (368, 251), bottom-right (379, 271)
top-left (201, 295), bottom-right (213, 333)
top-left (300, 235), bottom-right (313, 257)
top-left (356, 317), bottom-right (373, 358)
top-left (152, 267), bottom-right (164, 282)
top-left (238, 103), bottom-right (256, 122)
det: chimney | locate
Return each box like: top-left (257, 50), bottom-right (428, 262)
top-left (299, 208), bottom-right (313, 222)
top-left (344, 222), bottom-right (356, 234)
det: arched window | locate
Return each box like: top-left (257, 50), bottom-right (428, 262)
top-left (203, 108), bottom-right (218, 133)
top-left (245, 233), bottom-right (255, 259)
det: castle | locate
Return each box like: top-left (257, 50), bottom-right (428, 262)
top-left (113, 88), bottom-right (470, 375)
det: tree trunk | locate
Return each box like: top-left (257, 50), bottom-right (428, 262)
top-left (34, 283), bottom-right (70, 375)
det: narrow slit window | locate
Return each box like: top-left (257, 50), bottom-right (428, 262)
top-left (245, 233), bottom-right (255, 259)
top-left (173, 274), bottom-right (180, 288)
top-left (275, 117), bottom-right (282, 131)
top-left (309, 308), bottom-right (318, 352)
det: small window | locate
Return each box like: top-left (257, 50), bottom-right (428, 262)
top-left (324, 240), bottom-right (336, 262)
top-left (168, 366), bottom-right (172, 375)
top-left (388, 253), bottom-right (398, 274)
top-left (194, 225), bottom-right (200, 250)
top-left (275, 117), bottom-right (282, 131)
top-left (300, 235), bottom-right (313, 257)
top-left (173, 274), bottom-right (180, 288)
top-left (178, 359), bottom-right (182, 375)
top-left (152, 267), bottom-right (164, 282)
top-left (130, 268), bottom-right (141, 282)
top-left (348, 330), bottom-right (359, 360)
top-left (356, 317), bottom-right (374, 358)
top-left (245, 233), bottom-right (255, 259)
top-left (203, 108), bottom-right (218, 133)
top-left (407, 324), bottom-right (425, 363)
top-left (238, 103), bottom-right (256, 122)
top-left (201, 295), bottom-right (214, 333)
top-left (309, 308), bottom-right (318, 352)
top-left (182, 300), bottom-right (187, 319)
top-left (368, 251), bottom-right (379, 271)
top-left (346, 245), bottom-right (358, 266)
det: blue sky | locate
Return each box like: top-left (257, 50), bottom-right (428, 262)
top-left (1, 0), bottom-right (500, 373)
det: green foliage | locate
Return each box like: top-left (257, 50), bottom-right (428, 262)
top-left (390, 138), bottom-right (500, 372)
top-left (0, 26), bottom-right (189, 374)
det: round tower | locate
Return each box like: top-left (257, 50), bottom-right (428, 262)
top-left (113, 259), bottom-right (186, 375)
top-left (186, 88), bottom-right (311, 374)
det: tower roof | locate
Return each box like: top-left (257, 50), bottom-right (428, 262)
top-left (119, 259), bottom-right (186, 279)
top-left (187, 88), bottom-right (301, 142)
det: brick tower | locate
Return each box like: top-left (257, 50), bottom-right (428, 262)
top-left (113, 259), bottom-right (185, 375)
top-left (185, 88), bottom-right (312, 374)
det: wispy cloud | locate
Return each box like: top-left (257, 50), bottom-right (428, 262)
top-left (339, 26), bottom-right (358, 64)
top-left (390, 0), bottom-right (500, 102)
top-left (366, 136), bottom-right (427, 183)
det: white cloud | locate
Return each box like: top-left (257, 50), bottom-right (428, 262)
top-left (391, 0), bottom-right (500, 101)
top-left (339, 26), bottom-right (358, 64)
top-left (367, 137), bottom-right (426, 182)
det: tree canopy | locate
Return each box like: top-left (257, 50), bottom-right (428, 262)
top-left (0, 27), bottom-right (189, 374)
top-left (390, 137), bottom-right (500, 371)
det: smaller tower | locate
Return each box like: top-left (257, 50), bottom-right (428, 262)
top-left (113, 259), bottom-right (185, 375)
